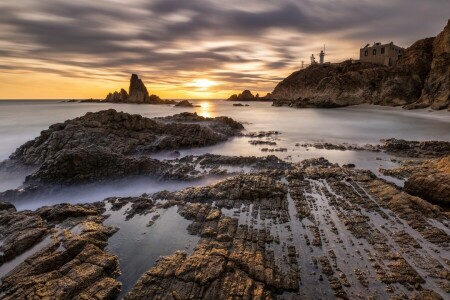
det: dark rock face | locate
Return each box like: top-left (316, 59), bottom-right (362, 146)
top-left (24, 146), bottom-right (176, 185)
top-left (128, 74), bottom-right (149, 103)
top-left (104, 74), bottom-right (176, 105)
top-left (271, 19), bottom-right (449, 110)
top-left (0, 204), bottom-right (48, 264)
top-left (407, 19), bottom-right (450, 110)
top-left (1, 110), bottom-right (243, 188)
top-left (105, 88), bottom-right (128, 102)
top-left (0, 203), bottom-right (121, 300)
top-left (11, 109), bottom-right (243, 166)
top-left (382, 138), bottom-right (450, 158)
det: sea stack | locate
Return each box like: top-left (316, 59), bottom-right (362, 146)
top-left (128, 74), bottom-right (149, 103)
top-left (104, 74), bottom-right (176, 104)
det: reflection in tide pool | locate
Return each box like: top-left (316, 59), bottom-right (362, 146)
top-left (104, 204), bottom-right (200, 298)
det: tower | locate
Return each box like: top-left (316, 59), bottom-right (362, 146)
top-left (319, 45), bottom-right (325, 64)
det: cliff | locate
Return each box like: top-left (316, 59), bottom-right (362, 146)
top-left (272, 19), bottom-right (449, 110)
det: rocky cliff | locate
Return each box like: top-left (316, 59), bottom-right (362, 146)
top-left (272, 19), bottom-right (449, 110)
top-left (105, 74), bottom-right (176, 104)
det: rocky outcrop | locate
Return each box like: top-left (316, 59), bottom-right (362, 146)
top-left (0, 202), bottom-right (121, 300)
top-left (404, 155), bottom-right (450, 205)
top-left (174, 100), bottom-right (194, 107)
top-left (382, 138), bottom-right (450, 158)
top-left (406, 20), bottom-right (450, 110)
top-left (105, 88), bottom-right (128, 102)
top-left (104, 74), bottom-right (176, 105)
top-left (227, 90), bottom-right (268, 101)
top-left (272, 19), bottom-right (449, 110)
top-left (10, 110), bottom-right (243, 166)
top-left (0, 111), bottom-right (244, 188)
top-left (128, 74), bottom-right (149, 102)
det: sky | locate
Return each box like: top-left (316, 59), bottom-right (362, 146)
top-left (0, 0), bottom-right (449, 99)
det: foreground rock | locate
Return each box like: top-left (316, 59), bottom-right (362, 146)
top-left (11, 110), bottom-right (243, 166)
top-left (125, 175), bottom-right (298, 299)
top-left (271, 19), bottom-right (450, 110)
top-left (121, 157), bottom-right (449, 299)
top-left (404, 155), bottom-right (450, 205)
top-left (105, 74), bottom-right (176, 105)
top-left (1, 154), bottom-right (449, 299)
top-left (0, 202), bottom-right (121, 299)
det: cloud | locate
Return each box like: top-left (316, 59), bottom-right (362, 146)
top-left (0, 0), bottom-right (449, 98)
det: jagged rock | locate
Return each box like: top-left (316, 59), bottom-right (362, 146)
top-left (128, 74), bottom-right (149, 103)
top-left (0, 202), bottom-right (120, 300)
top-left (10, 110), bottom-right (243, 166)
top-left (0, 203), bottom-right (121, 300)
top-left (104, 74), bottom-right (176, 105)
top-left (271, 20), bottom-right (450, 110)
top-left (105, 88), bottom-right (128, 102)
top-left (407, 19), bottom-right (450, 110)
top-left (404, 155), bottom-right (450, 205)
top-left (382, 138), bottom-right (450, 157)
top-left (24, 146), bottom-right (179, 185)
top-left (0, 208), bottom-right (49, 264)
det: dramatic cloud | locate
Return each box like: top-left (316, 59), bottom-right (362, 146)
top-left (0, 0), bottom-right (448, 99)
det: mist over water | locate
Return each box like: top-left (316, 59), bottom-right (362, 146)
top-left (1, 100), bottom-right (449, 208)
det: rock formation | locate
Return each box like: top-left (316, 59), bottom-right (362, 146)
top-left (174, 100), bottom-right (194, 107)
top-left (406, 19), bottom-right (450, 110)
top-left (404, 155), bottom-right (450, 205)
top-left (0, 110), bottom-right (244, 189)
top-left (227, 90), bottom-right (268, 101)
top-left (271, 19), bottom-right (449, 110)
top-left (0, 202), bottom-right (121, 299)
top-left (104, 74), bottom-right (176, 105)
top-left (10, 110), bottom-right (243, 166)
top-left (105, 88), bottom-right (128, 102)
top-left (128, 74), bottom-right (149, 102)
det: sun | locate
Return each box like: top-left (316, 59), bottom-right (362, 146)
top-left (192, 79), bottom-right (217, 90)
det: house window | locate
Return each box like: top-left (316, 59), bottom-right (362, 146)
top-left (373, 49), bottom-right (377, 55)
top-left (381, 47), bottom-right (385, 54)
top-left (364, 50), bottom-right (368, 56)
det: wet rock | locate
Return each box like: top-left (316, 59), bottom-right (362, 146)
top-left (404, 155), bottom-right (450, 205)
top-left (0, 203), bottom-right (121, 300)
top-left (0, 201), bottom-right (16, 212)
top-left (11, 110), bottom-right (243, 166)
top-left (0, 209), bottom-right (48, 264)
top-left (383, 138), bottom-right (450, 158)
